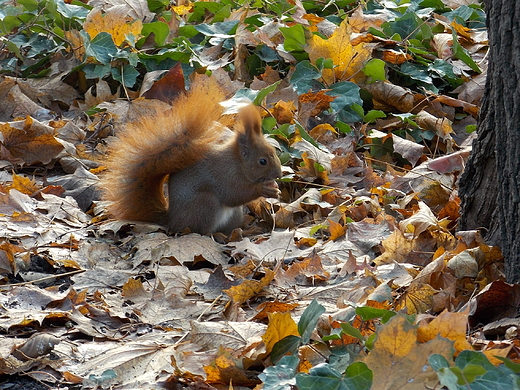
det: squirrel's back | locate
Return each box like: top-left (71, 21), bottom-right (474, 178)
top-left (100, 80), bottom-right (225, 225)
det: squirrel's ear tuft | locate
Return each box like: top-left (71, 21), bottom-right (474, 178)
top-left (239, 105), bottom-right (262, 135)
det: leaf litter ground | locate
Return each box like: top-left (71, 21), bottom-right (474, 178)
top-left (1, 1), bottom-right (519, 389)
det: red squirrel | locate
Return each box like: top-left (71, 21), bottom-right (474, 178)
top-left (100, 79), bottom-right (282, 234)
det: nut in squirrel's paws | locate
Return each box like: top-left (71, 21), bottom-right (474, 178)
top-left (262, 180), bottom-right (281, 198)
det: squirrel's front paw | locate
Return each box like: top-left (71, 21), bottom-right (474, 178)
top-left (262, 180), bottom-right (280, 198)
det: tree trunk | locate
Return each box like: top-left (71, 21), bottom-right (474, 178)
top-left (458, 1), bottom-right (520, 283)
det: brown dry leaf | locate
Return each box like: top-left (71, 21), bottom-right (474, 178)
top-left (0, 242), bottom-right (18, 274)
top-left (12, 333), bottom-right (60, 360)
top-left (364, 314), bottom-right (454, 390)
top-left (363, 81), bottom-right (417, 113)
top-left (67, 336), bottom-right (177, 386)
top-left (83, 7), bottom-right (143, 46)
top-left (428, 149), bottom-right (471, 173)
top-left (297, 151), bottom-right (330, 184)
top-left (399, 201), bottom-right (442, 237)
top-left (0, 117), bottom-right (64, 165)
top-left (253, 301), bottom-right (298, 321)
top-left (417, 310), bottom-right (472, 352)
top-left (415, 110), bottom-right (454, 141)
top-left (434, 95), bottom-right (479, 117)
top-left (130, 233), bottom-right (228, 268)
top-left (298, 90), bottom-right (336, 126)
top-left (482, 346), bottom-right (512, 366)
top-left (122, 277), bottom-right (147, 299)
top-left (204, 347), bottom-right (259, 386)
top-left (262, 312), bottom-right (299, 354)
top-left (391, 133), bottom-right (425, 167)
top-left (349, 6), bottom-right (390, 32)
top-left (306, 18), bottom-right (372, 84)
top-left (141, 63), bottom-right (186, 102)
top-left (431, 33), bottom-right (453, 59)
top-left (468, 281), bottom-right (520, 327)
top-left (280, 252), bottom-right (330, 285)
top-left (231, 230), bottom-right (310, 263)
top-left (419, 180), bottom-right (452, 214)
top-left (446, 249), bottom-right (479, 279)
top-left (224, 268), bottom-right (275, 306)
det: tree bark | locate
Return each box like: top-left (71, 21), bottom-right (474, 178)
top-left (458, 1), bottom-right (520, 283)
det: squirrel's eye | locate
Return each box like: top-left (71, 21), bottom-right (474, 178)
top-left (259, 158), bottom-right (267, 165)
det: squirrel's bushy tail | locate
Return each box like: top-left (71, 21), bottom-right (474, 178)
top-left (100, 78), bottom-right (225, 225)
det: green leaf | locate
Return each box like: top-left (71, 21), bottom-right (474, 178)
top-left (327, 81), bottom-right (362, 113)
top-left (188, 1), bottom-right (226, 22)
top-left (271, 335), bottom-right (301, 364)
top-left (141, 21), bottom-right (170, 46)
top-left (253, 80), bottom-right (281, 106)
top-left (451, 30), bottom-right (480, 73)
top-left (429, 354), bottom-right (450, 371)
top-left (431, 351), bottom-right (520, 390)
top-left (291, 60), bottom-right (323, 93)
top-left (362, 58), bottom-right (386, 82)
top-left (355, 306), bottom-right (396, 323)
top-left (18, 0), bottom-right (40, 12)
top-left (83, 63), bottom-right (111, 80)
top-left (279, 24), bottom-right (307, 52)
top-left (55, 0), bottom-right (88, 20)
top-left (335, 121), bottom-right (352, 134)
top-left (259, 355), bottom-right (299, 390)
top-left (364, 110), bottom-right (386, 123)
top-left (339, 322), bottom-right (365, 342)
top-left (111, 65), bottom-right (139, 88)
top-left (298, 299), bottom-right (326, 345)
top-left (296, 362), bottom-right (373, 390)
top-left (383, 12), bottom-right (421, 40)
top-left (400, 62), bottom-right (432, 84)
top-left (82, 31), bottom-right (117, 64)
top-left (194, 21), bottom-right (238, 38)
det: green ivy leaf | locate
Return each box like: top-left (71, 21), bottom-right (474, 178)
top-left (355, 306), bottom-right (396, 323)
top-left (362, 58), bottom-right (386, 82)
top-left (451, 30), bottom-right (480, 73)
top-left (141, 21), bottom-right (170, 46)
top-left (291, 60), bottom-right (323, 93)
top-left (279, 24), bottom-right (307, 52)
top-left (253, 80), bottom-right (281, 106)
top-left (298, 299), bottom-right (326, 345)
top-left (82, 31), bottom-right (117, 64)
top-left (364, 110), bottom-right (386, 123)
top-left (111, 65), bottom-right (139, 88)
top-left (271, 335), bottom-right (301, 364)
top-left (259, 355), bottom-right (299, 390)
top-left (296, 362), bottom-right (373, 390)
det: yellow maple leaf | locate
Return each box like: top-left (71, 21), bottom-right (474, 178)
top-left (84, 8), bottom-right (143, 47)
top-left (396, 282), bottom-right (437, 314)
top-left (306, 18), bottom-right (372, 84)
top-left (364, 314), bottom-right (454, 390)
top-left (262, 312), bottom-right (299, 355)
top-left (223, 268), bottom-right (274, 306)
top-left (417, 310), bottom-right (473, 352)
top-left (11, 174), bottom-right (38, 195)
